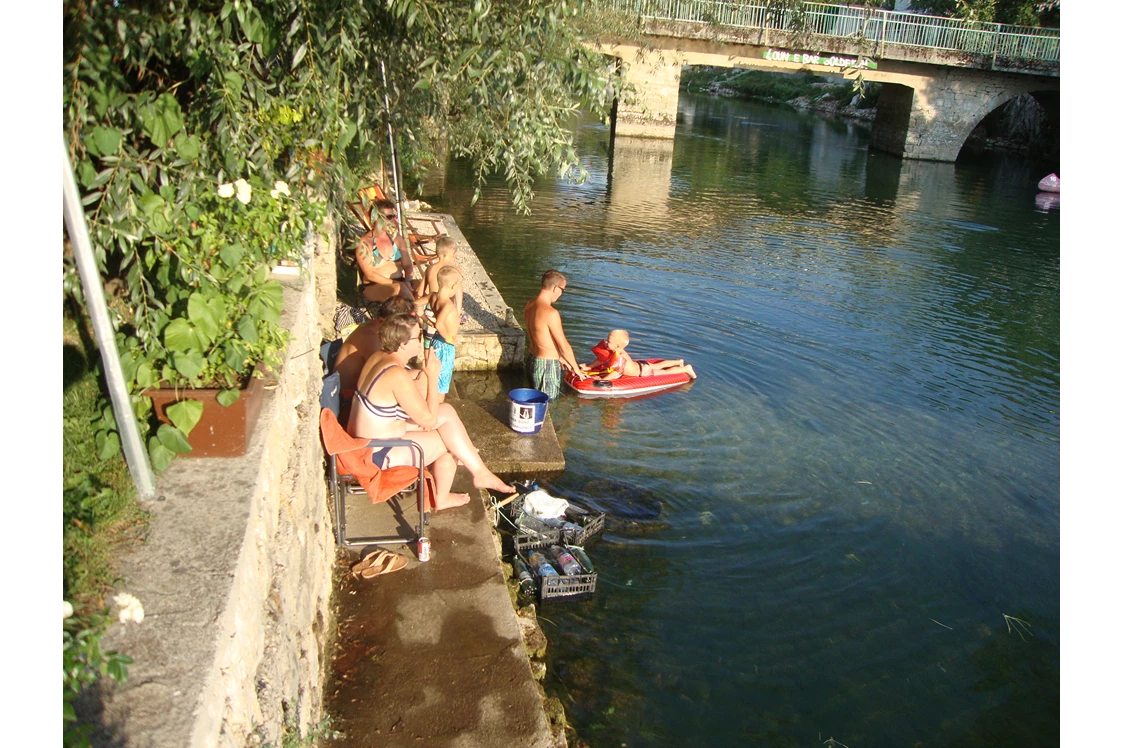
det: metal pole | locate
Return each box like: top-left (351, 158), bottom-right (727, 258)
top-left (62, 138), bottom-right (157, 501)
top-left (379, 60), bottom-right (413, 275)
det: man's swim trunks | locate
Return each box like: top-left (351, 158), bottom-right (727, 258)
top-left (527, 356), bottom-right (562, 400)
top-left (430, 333), bottom-right (456, 394)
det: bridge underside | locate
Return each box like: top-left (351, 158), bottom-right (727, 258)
top-left (600, 34), bottom-right (1059, 162)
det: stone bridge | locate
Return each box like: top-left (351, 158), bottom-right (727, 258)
top-left (595, 2), bottom-right (1059, 161)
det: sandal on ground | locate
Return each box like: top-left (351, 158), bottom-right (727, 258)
top-left (351, 549), bottom-right (408, 579)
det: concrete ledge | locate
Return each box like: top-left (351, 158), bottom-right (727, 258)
top-left (324, 487), bottom-right (563, 747)
top-left (406, 212), bottom-right (526, 369)
top-left (451, 399), bottom-right (566, 477)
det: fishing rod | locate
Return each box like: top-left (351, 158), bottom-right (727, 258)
top-left (379, 59), bottom-right (414, 275)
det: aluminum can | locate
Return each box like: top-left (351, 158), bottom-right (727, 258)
top-left (418, 536), bottom-right (431, 562)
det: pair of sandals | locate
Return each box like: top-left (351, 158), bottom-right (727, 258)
top-left (350, 548), bottom-right (408, 579)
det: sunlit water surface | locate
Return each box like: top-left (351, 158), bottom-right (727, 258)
top-left (426, 93), bottom-right (1059, 747)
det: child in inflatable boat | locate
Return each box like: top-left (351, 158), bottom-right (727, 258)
top-left (580, 329), bottom-right (697, 380)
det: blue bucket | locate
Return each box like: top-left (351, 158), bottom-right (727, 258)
top-left (508, 388), bottom-right (549, 434)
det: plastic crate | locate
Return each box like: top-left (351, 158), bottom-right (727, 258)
top-left (506, 493), bottom-right (605, 546)
top-left (513, 535), bottom-right (597, 603)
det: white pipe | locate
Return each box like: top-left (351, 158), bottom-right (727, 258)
top-left (62, 138), bottom-right (157, 500)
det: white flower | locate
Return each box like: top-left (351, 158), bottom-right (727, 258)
top-left (234, 178), bottom-right (252, 204)
top-left (270, 180), bottom-right (291, 199)
top-left (217, 182), bottom-right (235, 198)
top-left (114, 592), bottom-right (145, 624)
top-left (63, 601), bottom-right (74, 620)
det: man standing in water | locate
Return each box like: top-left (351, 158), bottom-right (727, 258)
top-left (523, 269), bottom-right (587, 399)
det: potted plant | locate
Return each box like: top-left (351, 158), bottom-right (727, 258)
top-left (82, 170), bottom-right (324, 468)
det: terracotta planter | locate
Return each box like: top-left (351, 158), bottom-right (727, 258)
top-left (145, 368), bottom-right (268, 457)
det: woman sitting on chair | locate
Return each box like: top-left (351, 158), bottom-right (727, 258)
top-left (347, 313), bottom-right (515, 509)
top-left (356, 229), bottom-right (415, 304)
top-left (355, 203), bottom-right (416, 304)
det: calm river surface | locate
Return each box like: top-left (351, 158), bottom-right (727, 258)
top-left (428, 93), bottom-right (1059, 747)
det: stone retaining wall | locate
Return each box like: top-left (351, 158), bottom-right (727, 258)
top-left (84, 225), bottom-right (339, 747)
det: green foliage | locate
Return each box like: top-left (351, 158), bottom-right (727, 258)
top-left (63, 363), bottom-right (147, 607)
top-left (906, 0), bottom-right (1058, 26)
top-left (64, 611), bottom-right (132, 747)
top-left (683, 66), bottom-right (882, 110)
top-left (274, 715), bottom-right (341, 747)
top-left (65, 0), bottom-right (617, 467)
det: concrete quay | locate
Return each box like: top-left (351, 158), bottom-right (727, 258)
top-left (323, 379), bottom-right (567, 747)
top-left (324, 213), bottom-right (569, 746)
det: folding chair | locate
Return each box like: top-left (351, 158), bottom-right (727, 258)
top-left (351, 184), bottom-right (437, 266)
top-left (319, 359), bottom-right (432, 557)
top-left (320, 338), bottom-right (343, 376)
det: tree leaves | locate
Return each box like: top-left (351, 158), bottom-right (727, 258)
top-left (335, 120), bottom-right (358, 154)
top-left (292, 42), bottom-right (309, 69)
top-left (65, 0), bottom-right (613, 475)
top-left (137, 94), bottom-right (183, 149)
top-left (90, 127), bottom-right (121, 156)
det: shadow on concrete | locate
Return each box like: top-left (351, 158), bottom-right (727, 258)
top-left (461, 293), bottom-right (504, 331)
top-left (73, 680), bottom-right (128, 748)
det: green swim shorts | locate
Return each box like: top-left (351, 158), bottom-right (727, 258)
top-left (526, 356), bottom-right (563, 400)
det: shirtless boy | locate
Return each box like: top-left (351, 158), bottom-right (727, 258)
top-left (428, 266), bottom-right (462, 402)
top-left (523, 270), bottom-right (587, 399)
top-left (583, 329), bottom-right (697, 380)
top-left (420, 238), bottom-right (463, 313)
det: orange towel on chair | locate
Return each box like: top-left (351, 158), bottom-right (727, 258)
top-left (319, 408), bottom-right (435, 510)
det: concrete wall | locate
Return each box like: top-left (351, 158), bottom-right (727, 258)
top-left (869, 67), bottom-right (1057, 161)
top-left (84, 225), bottom-right (340, 747)
top-left (869, 82), bottom-right (914, 157)
top-left (615, 49), bottom-right (683, 139)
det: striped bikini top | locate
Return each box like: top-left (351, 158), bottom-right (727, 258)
top-left (355, 365), bottom-right (410, 421)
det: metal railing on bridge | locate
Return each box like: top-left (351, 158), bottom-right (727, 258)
top-left (603, 0), bottom-right (1060, 63)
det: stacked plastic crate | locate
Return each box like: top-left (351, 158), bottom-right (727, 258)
top-left (503, 483), bottom-right (605, 603)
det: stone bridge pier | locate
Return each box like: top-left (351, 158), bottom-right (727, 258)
top-left (612, 50), bottom-right (682, 140)
top-left (869, 68), bottom-right (1060, 161)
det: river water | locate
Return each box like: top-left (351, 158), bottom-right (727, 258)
top-left (426, 93), bottom-right (1059, 747)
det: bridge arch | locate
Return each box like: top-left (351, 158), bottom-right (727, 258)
top-left (862, 68), bottom-right (1059, 161)
top-left (595, 16), bottom-right (1059, 162)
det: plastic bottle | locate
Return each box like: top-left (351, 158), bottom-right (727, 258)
top-left (517, 513), bottom-right (553, 538)
top-left (526, 551), bottom-right (559, 577)
top-left (570, 546), bottom-right (595, 574)
top-left (543, 516), bottom-right (585, 538)
top-left (549, 545), bottom-right (584, 576)
top-left (512, 557), bottom-right (537, 597)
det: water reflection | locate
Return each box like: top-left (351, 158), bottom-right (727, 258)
top-left (428, 93), bottom-right (1058, 747)
top-left (607, 135), bottom-right (674, 225)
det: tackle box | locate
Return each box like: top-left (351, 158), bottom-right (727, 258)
top-left (513, 535), bottom-right (598, 603)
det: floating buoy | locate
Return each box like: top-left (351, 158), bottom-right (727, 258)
top-left (1037, 173), bottom-right (1060, 193)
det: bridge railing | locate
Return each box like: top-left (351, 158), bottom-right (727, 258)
top-left (603, 0), bottom-right (1060, 62)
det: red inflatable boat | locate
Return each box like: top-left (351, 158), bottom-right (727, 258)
top-left (564, 359), bottom-right (692, 398)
